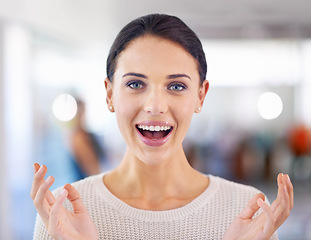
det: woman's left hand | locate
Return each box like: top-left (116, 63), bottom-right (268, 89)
top-left (223, 173), bottom-right (294, 240)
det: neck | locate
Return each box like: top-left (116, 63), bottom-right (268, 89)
top-left (104, 147), bottom-right (208, 210)
top-left (123, 146), bottom-right (188, 180)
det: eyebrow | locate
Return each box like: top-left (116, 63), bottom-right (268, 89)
top-left (167, 74), bottom-right (191, 80)
top-left (122, 72), bottom-right (148, 79)
top-left (122, 72), bottom-right (191, 80)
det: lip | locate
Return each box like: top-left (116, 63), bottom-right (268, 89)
top-left (136, 120), bottom-right (172, 127)
top-left (136, 121), bottom-right (173, 147)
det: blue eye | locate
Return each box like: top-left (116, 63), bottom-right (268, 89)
top-left (168, 83), bottom-right (187, 91)
top-left (127, 81), bottom-right (145, 89)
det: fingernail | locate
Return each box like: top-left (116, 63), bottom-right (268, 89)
top-left (33, 164), bottom-right (36, 173)
top-left (45, 176), bottom-right (52, 184)
top-left (61, 188), bottom-right (67, 196)
top-left (257, 198), bottom-right (264, 205)
top-left (286, 174), bottom-right (291, 183)
top-left (38, 165), bottom-right (44, 173)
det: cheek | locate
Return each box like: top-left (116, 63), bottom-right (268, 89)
top-left (171, 95), bottom-right (196, 126)
top-left (179, 106), bottom-right (194, 127)
top-left (114, 93), bottom-right (140, 127)
top-left (175, 91), bottom-right (198, 113)
top-left (113, 88), bottom-right (134, 112)
top-left (115, 106), bottom-right (136, 142)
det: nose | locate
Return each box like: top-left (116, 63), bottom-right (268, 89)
top-left (144, 88), bottom-right (168, 115)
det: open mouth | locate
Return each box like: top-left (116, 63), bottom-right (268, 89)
top-left (136, 125), bottom-right (173, 140)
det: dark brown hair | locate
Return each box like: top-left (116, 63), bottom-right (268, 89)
top-left (106, 14), bottom-right (207, 84)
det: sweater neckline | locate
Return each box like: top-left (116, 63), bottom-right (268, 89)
top-left (93, 172), bottom-right (219, 222)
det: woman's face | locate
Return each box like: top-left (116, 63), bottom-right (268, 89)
top-left (105, 35), bottom-right (209, 165)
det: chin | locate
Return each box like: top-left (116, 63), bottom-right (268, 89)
top-left (137, 149), bottom-right (175, 166)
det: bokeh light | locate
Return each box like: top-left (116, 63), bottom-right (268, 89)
top-left (52, 93), bottom-right (77, 121)
top-left (257, 92), bottom-right (283, 120)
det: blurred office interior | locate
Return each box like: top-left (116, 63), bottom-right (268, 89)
top-left (0, 0), bottom-right (311, 239)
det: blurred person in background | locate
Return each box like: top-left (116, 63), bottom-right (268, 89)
top-left (69, 98), bottom-right (105, 179)
top-left (31, 14), bottom-right (293, 239)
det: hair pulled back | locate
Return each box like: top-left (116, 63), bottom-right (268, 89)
top-left (106, 13), bottom-right (207, 84)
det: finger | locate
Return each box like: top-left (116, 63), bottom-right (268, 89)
top-left (273, 184), bottom-right (291, 228)
top-left (33, 175), bottom-right (55, 222)
top-left (284, 174), bottom-right (294, 209)
top-left (30, 164), bottom-right (47, 200)
top-left (271, 173), bottom-right (292, 214)
top-left (270, 173), bottom-right (283, 212)
top-left (239, 193), bottom-right (265, 219)
top-left (49, 189), bottom-right (68, 234)
top-left (30, 164), bottom-right (55, 205)
top-left (33, 163), bottom-right (40, 173)
top-left (64, 183), bottom-right (86, 214)
top-left (257, 198), bottom-right (276, 239)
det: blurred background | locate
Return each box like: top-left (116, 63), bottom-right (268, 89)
top-left (0, 0), bottom-right (311, 239)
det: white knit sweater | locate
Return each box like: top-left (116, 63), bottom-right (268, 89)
top-left (33, 173), bottom-right (278, 239)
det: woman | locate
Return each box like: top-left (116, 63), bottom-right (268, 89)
top-left (31, 14), bottom-right (293, 240)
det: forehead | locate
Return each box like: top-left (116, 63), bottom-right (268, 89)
top-left (115, 35), bottom-right (199, 77)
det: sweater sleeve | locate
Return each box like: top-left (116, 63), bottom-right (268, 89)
top-left (33, 213), bottom-right (53, 240)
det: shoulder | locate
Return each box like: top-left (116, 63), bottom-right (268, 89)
top-left (52, 172), bottom-right (105, 197)
top-left (210, 175), bottom-right (260, 194)
top-left (208, 175), bottom-right (263, 207)
top-left (208, 175), bottom-right (260, 193)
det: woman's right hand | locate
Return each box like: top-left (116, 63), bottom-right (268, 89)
top-left (30, 163), bottom-right (99, 240)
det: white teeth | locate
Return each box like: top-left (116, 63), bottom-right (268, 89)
top-left (138, 125), bottom-right (171, 131)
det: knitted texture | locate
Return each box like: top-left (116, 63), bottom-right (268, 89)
top-left (33, 173), bottom-right (278, 239)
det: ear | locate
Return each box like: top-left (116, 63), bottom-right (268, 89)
top-left (104, 78), bottom-right (114, 111)
top-left (196, 80), bottom-right (209, 113)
